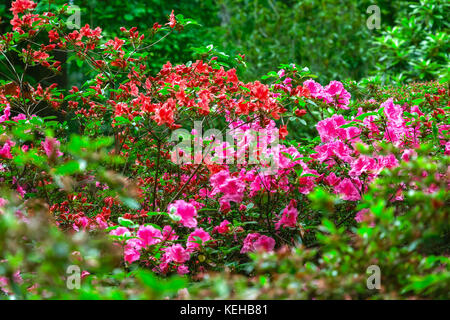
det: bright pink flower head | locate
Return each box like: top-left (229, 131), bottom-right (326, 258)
top-left (168, 199), bottom-right (198, 228)
top-left (137, 225), bottom-right (162, 246)
top-left (41, 137), bottom-right (63, 158)
top-left (13, 114), bottom-right (26, 121)
top-left (382, 98), bottom-right (403, 123)
top-left (213, 219), bottom-right (231, 234)
top-left (275, 199), bottom-right (298, 230)
top-left (124, 247), bottom-right (140, 264)
top-left (379, 154), bottom-right (399, 169)
top-left (0, 140), bottom-right (14, 159)
top-left (0, 198), bottom-right (7, 208)
top-left (109, 226), bottom-right (130, 237)
top-left (177, 265), bottom-right (189, 275)
top-left (16, 184), bottom-right (26, 198)
top-left (241, 233), bottom-right (260, 253)
top-left (325, 172), bottom-right (341, 186)
top-left (334, 178), bottom-right (361, 201)
top-left (95, 216), bottom-right (108, 229)
top-left (241, 233), bottom-right (275, 253)
top-left (253, 235), bottom-right (275, 252)
top-left (162, 225), bottom-right (178, 241)
top-left (324, 80), bottom-right (351, 109)
top-left (124, 238), bottom-right (143, 264)
top-left (164, 244), bottom-right (190, 264)
top-left (401, 149), bottom-right (417, 162)
top-left (355, 209), bottom-right (375, 227)
top-left (316, 114), bottom-right (360, 143)
top-left (313, 140), bottom-right (354, 164)
top-left (0, 105), bottom-right (11, 123)
top-left (186, 228), bottom-right (211, 250)
top-left (349, 155), bottom-right (378, 177)
top-left (303, 79), bottom-right (324, 98)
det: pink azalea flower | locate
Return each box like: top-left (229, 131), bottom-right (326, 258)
top-left (401, 149), bottom-right (417, 162)
top-left (334, 178), bottom-right (361, 201)
top-left (0, 276), bottom-right (9, 294)
top-left (210, 170), bottom-right (246, 211)
top-left (213, 219), bottom-right (231, 234)
top-left (283, 77), bottom-right (293, 86)
top-left (303, 79), bottom-right (325, 99)
top-left (109, 226), bottom-right (130, 236)
top-left (383, 98), bottom-right (403, 123)
top-left (355, 209), bottom-right (375, 227)
top-left (275, 199), bottom-right (298, 230)
top-left (297, 169), bottom-right (319, 195)
top-left (124, 247), bottom-right (141, 264)
top-left (379, 154), bottom-right (399, 169)
top-left (381, 99), bottom-right (408, 146)
top-left (324, 80), bottom-right (351, 109)
top-left (137, 225), bottom-right (162, 246)
top-left (95, 216), bottom-right (108, 229)
top-left (241, 233), bottom-right (275, 253)
top-left (410, 105), bottom-right (424, 116)
top-left (13, 270), bottom-right (23, 284)
top-left (73, 216), bottom-right (89, 232)
top-left (16, 184), bottom-right (26, 198)
top-left (186, 228), bottom-right (211, 250)
top-left (177, 265), bottom-right (189, 275)
top-left (124, 238), bottom-right (143, 264)
top-left (349, 155), bottom-right (378, 177)
top-left (313, 140), bottom-right (354, 163)
top-left (253, 235), bottom-right (275, 252)
top-left (0, 105), bottom-right (11, 123)
top-left (0, 198), bottom-right (7, 208)
top-left (316, 114), bottom-right (360, 143)
top-left (168, 200), bottom-right (198, 228)
top-left (41, 137), bottom-right (63, 158)
top-left (0, 140), bottom-right (14, 159)
top-left (241, 233), bottom-right (261, 253)
top-left (164, 244), bottom-right (190, 264)
top-left (444, 141), bottom-right (450, 155)
top-left (162, 225), bottom-right (178, 241)
top-left (325, 172), bottom-right (341, 186)
top-left (12, 114), bottom-right (26, 121)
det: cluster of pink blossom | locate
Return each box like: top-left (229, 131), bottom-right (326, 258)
top-left (241, 233), bottom-right (275, 253)
top-left (303, 79), bottom-right (351, 109)
top-left (108, 200), bottom-right (214, 275)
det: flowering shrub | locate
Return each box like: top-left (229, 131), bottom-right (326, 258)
top-left (0, 1), bottom-right (448, 299)
top-left (189, 147), bottom-right (449, 299)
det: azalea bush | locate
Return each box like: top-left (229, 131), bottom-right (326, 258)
top-left (0, 0), bottom-right (448, 299)
top-left (189, 146), bottom-right (449, 299)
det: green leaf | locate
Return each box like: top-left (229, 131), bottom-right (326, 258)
top-left (118, 217), bottom-right (137, 228)
top-left (355, 112), bottom-right (378, 121)
top-left (54, 161), bottom-right (80, 175)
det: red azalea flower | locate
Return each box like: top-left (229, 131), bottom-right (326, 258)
top-left (10, 0), bottom-right (36, 15)
top-left (279, 125), bottom-right (288, 140)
